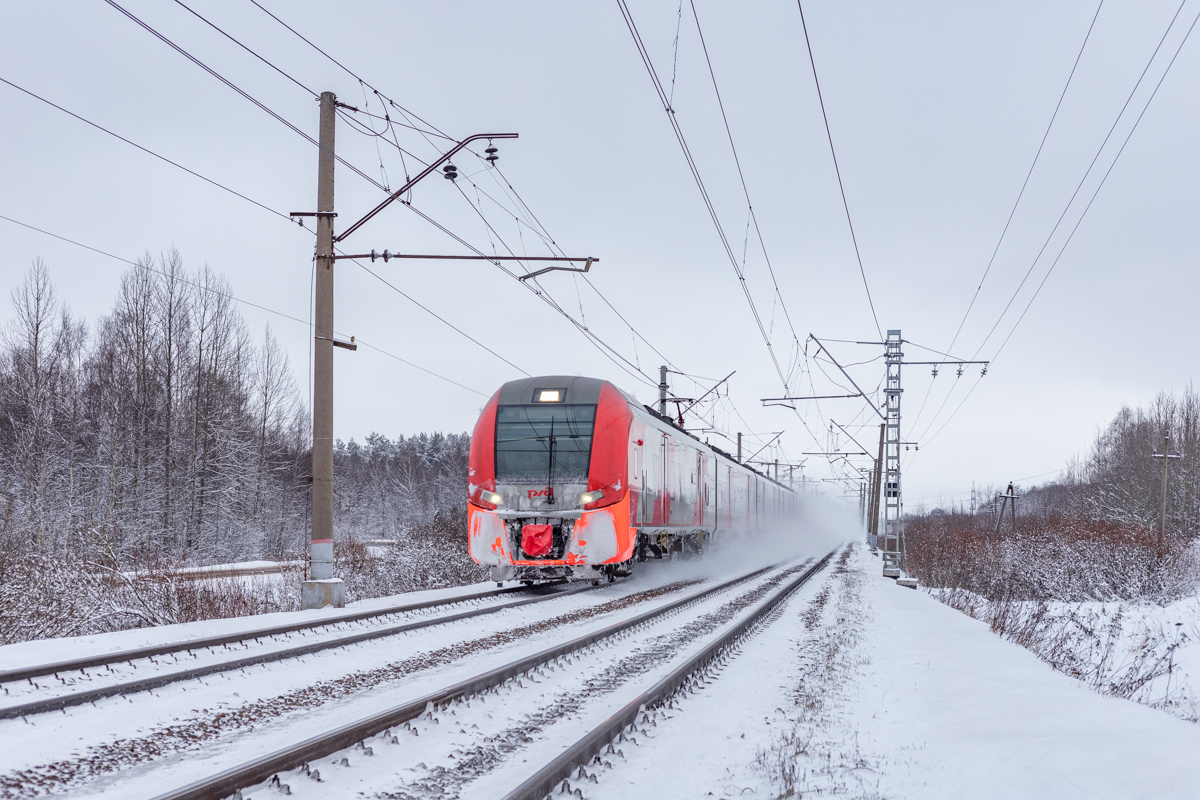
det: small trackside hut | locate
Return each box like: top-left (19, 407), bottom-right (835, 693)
top-left (467, 375), bottom-right (800, 583)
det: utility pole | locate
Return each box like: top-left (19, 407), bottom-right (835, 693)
top-left (737, 432), bottom-right (742, 463)
top-left (303, 91), bottom-right (343, 609)
top-left (1152, 433), bottom-right (1182, 547)
top-left (993, 482), bottom-right (1019, 534)
top-left (659, 365), bottom-right (669, 416)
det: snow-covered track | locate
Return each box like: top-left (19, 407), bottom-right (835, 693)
top-left (0, 582), bottom-right (600, 720)
top-left (500, 548), bottom-right (837, 800)
top-left (0, 583), bottom-right (541, 686)
top-left (144, 562), bottom-right (784, 800)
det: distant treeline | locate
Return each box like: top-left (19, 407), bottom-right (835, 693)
top-left (0, 258), bottom-right (470, 568)
top-left (921, 385), bottom-right (1200, 540)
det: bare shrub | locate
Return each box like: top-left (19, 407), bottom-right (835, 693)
top-left (905, 511), bottom-right (1199, 603)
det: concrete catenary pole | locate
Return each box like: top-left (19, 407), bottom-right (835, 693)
top-left (303, 91), bottom-right (345, 609)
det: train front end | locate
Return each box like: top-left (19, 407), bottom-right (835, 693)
top-left (467, 376), bottom-right (635, 583)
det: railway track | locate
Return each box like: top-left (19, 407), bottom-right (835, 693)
top-left (136, 551), bottom-right (834, 800)
top-left (1, 582), bottom-right (537, 686)
top-left (0, 581), bottom-right (603, 719)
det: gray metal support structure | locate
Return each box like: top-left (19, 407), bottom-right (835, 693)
top-left (869, 422), bottom-right (884, 547)
top-left (659, 366), bottom-right (669, 417)
top-left (303, 91), bottom-right (344, 609)
top-left (882, 330), bottom-right (903, 574)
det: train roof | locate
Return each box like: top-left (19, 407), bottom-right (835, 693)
top-left (496, 375), bottom-right (608, 405)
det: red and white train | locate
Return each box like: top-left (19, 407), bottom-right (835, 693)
top-left (467, 375), bottom-right (798, 582)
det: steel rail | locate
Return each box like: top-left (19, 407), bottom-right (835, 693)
top-left (0, 583), bottom-right (542, 685)
top-left (500, 548), bottom-right (837, 800)
top-left (147, 561), bottom-right (788, 800)
top-left (0, 582), bottom-right (604, 720)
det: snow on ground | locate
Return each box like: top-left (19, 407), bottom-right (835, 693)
top-left (6, 528), bottom-right (1198, 799)
top-left (590, 543), bottom-right (1200, 800)
top-left (0, 581), bottom-right (507, 671)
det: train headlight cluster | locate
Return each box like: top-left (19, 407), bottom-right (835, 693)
top-left (580, 489), bottom-right (605, 505)
top-left (482, 492), bottom-right (503, 506)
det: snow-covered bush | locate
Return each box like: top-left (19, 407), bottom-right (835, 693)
top-left (904, 511), bottom-right (1198, 603)
top-left (336, 508), bottom-right (486, 603)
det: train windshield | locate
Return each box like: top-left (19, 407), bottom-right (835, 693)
top-left (495, 404), bottom-right (596, 484)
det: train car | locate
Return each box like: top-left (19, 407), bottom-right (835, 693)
top-left (467, 375), bottom-right (799, 583)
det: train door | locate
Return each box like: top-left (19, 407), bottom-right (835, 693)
top-left (632, 438), bottom-right (645, 524)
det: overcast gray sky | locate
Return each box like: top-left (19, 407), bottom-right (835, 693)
top-left (3, 1), bottom-right (1198, 510)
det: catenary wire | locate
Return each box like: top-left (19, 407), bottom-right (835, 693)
top-left (171, 0), bottom-right (317, 96)
top-left (615, 0), bottom-right (788, 389)
top-left (103, 0), bottom-right (386, 192)
top-left (688, 0), bottom-right (804, 361)
top-left (795, 0), bottom-right (882, 341)
top-left (245, 0), bottom-right (685, 389)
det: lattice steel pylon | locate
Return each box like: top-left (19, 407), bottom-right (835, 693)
top-left (882, 330), bottom-right (903, 575)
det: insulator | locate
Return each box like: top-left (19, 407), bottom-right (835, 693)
top-left (442, 163), bottom-right (458, 180)
top-left (485, 145), bottom-right (498, 164)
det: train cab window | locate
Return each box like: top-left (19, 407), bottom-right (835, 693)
top-left (495, 404), bottom-right (596, 483)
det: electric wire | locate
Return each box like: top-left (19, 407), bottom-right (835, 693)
top-left (0, 76), bottom-right (294, 225)
top-left (245, 0), bottom-right (682, 391)
top-left (171, 0), bottom-right (317, 96)
top-left (941, 0), bottom-right (1105, 359)
top-left (910, 1), bottom-right (1196, 449)
top-left (0, 73), bottom-right (532, 386)
top-left (1, 212), bottom-right (488, 397)
top-left (795, 0), bottom-right (882, 341)
top-left (688, 0), bottom-right (804, 362)
top-left (966, 0), bottom-right (1188, 364)
top-left (103, 0), bottom-right (387, 192)
top-left (246, 0), bottom-right (454, 142)
top-left (615, 0), bottom-right (788, 389)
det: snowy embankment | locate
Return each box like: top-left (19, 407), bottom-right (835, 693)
top-left (590, 543), bottom-right (1200, 799)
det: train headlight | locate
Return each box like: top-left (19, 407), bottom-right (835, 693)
top-left (580, 489), bottom-right (605, 505)
top-left (482, 492), bottom-right (503, 507)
